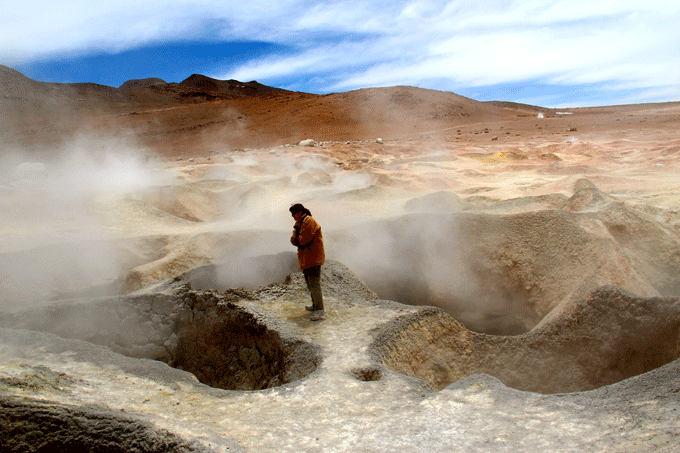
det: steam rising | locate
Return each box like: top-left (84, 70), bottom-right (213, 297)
top-left (0, 135), bottom-right (577, 336)
top-left (328, 213), bottom-right (528, 334)
top-left (0, 138), bottom-right (377, 308)
top-left (2, 133), bottom-right (505, 335)
top-left (0, 137), bottom-right (170, 308)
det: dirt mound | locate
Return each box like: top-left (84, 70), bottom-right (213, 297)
top-left (404, 191), bottom-right (470, 212)
top-left (135, 180), bottom-right (231, 222)
top-left (460, 151), bottom-right (527, 163)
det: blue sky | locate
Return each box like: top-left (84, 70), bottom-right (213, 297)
top-left (2, 1), bottom-right (679, 108)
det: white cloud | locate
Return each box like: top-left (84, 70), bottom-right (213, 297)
top-left (219, 0), bottom-right (680, 103)
top-left (2, 0), bottom-right (679, 105)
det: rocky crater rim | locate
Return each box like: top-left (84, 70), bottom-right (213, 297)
top-left (372, 286), bottom-right (680, 394)
top-left (0, 282), bottom-right (320, 392)
top-left (0, 396), bottom-right (214, 453)
top-left (331, 180), bottom-right (679, 336)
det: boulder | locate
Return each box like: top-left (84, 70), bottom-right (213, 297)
top-left (299, 139), bottom-right (315, 147)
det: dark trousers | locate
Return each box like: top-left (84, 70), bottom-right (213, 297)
top-left (303, 265), bottom-right (324, 310)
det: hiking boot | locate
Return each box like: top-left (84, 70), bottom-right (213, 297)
top-left (305, 305), bottom-right (314, 312)
top-left (310, 309), bottom-right (325, 321)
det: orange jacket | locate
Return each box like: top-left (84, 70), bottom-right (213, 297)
top-left (291, 214), bottom-right (325, 270)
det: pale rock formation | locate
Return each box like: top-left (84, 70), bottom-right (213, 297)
top-left (1, 261), bottom-right (680, 451)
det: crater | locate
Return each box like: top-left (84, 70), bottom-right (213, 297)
top-left (0, 284), bottom-right (320, 392)
top-left (373, 287), bottom-right (680, 393)
top-left (352, 366), bottom-right (383, 382)
top-left (171, 293), bottom-right (320, 390)
top-left (183, 252), bottom-right (299, 292)
top-left (332, 202), bottom-right (675, 336)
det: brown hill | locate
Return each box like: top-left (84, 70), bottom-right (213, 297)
top-left (0, 65), bottom-right (287, 109)
top-left (119, 78), bottom-right (167, 89)
top-left (1, 64), bottom-right (123, 103)
top-left (4, 65), bottom-right (676, 158)
top-left (1, 66), bottom-right (530, 156)
top-left (179, 74), bottom-right (289, 97)
top-left (0, 65), bottom-right (43, 99)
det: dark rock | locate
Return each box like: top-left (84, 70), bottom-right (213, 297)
top-left (0, 396), bottom-right (217, 453)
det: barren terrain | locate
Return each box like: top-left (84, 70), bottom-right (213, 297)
top-left (1, 66), bottom-right (680, 451)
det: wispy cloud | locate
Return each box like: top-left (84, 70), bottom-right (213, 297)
top-left (222, 0), bottom-right (680, 105)
top-left (2, 0), bottom-right (679, 106)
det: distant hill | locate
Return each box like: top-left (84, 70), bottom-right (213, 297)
top-left (486, 100), bottom-right (549, 113)
top-left (119, 78), bottom-right (167, 89)
top-left (0, 64), bottom-right (34, 87)
top-left (0, 65), bottom-right (291, 108)
top-left (0, 65), bottom-right (524, 154)
top-left (10, 64), bottom-right (675, 157)
top-left (0, 64), bottom-right (125, 107)
top-left (179, 74), bottom-right (289, 97)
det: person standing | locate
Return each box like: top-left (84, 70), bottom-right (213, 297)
top-left (289, 203), bottom-right (325, 321)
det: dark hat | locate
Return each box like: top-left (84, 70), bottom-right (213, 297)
top-left (289, 203), bottom-right (312, 216)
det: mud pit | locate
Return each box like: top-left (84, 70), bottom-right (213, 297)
top-left (0, 283), bottom-right (320, 392)
top-left (172, 287), bottom-right (320, 391)
top-left (375, 287), bottom-right (680, 393)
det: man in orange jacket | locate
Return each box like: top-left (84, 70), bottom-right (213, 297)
top-left (290, 203), bottom-right (325, 321)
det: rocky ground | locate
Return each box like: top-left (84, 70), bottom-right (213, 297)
top-left (1, 67), bottom-right (680, 451)
top-left (1, 261), bottom-right (680, 452)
